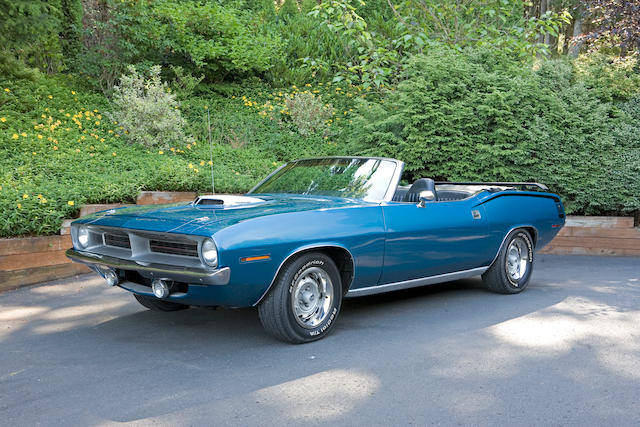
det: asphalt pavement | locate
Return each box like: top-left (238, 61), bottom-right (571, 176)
top-left (1, 254), bottom-right (639, 426)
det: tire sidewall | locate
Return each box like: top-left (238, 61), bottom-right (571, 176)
top-left (282, 254), bottom-right (342, 341)
top-left (501, 230), bottom-right (534, 291)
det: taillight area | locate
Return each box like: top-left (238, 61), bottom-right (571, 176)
top-left (555, 202), bottom-right (565, 219)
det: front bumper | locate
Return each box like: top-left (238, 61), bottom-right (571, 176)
top-left (66, 248), bottom-right (230, 286)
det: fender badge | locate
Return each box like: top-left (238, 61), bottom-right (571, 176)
top-left (471, 210), bottom-right (481, 219)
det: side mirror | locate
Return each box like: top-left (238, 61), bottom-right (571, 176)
top-left (417, 190), bottom-right (436, 208)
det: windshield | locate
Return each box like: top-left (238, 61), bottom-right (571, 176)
top-left (250, 158), bottom-right (398, 202)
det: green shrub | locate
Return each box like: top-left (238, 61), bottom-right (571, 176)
top-left (0, 0), bottom-right (64, 72)
top-left (574, 52), bottom-right (640, 103)
top-left (284, 92), bottom-right (333, 136)
top-left (345, 48), bottom-right (640, 215)
top-left (109, 65), bottom-right (190, 149)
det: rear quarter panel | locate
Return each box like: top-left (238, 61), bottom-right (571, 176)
top-left (477, 192), bottom-right (564, 261)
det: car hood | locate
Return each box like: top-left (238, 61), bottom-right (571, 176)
top-left (75, 194), bottom-right (371, 236)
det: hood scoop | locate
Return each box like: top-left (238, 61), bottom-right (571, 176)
top-left (194, 194), bottom-right (267, 208)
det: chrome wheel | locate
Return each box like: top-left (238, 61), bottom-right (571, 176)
top-left (291, 266), bottom-right (334, 329)
top-left (505, 237), bottom-right (530, 284)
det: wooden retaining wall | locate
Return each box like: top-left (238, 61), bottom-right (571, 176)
top-left (540, 216), bottom-right (640, 257)
top-left (0, 235), bottom-right (90, 292)
top-left (0, 191), bottom-right (197, 292)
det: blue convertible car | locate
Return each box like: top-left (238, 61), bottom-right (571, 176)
top-left (67, 156), bottom-right (565, 343)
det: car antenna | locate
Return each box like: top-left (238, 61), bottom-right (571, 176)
top-left (206, 106), bottom-right (215, 194)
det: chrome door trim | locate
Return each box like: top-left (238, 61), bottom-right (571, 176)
top-left (345, 266), bottom-right (488, 297)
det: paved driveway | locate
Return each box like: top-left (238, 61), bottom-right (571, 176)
top-left (1, 255), bottom-right (638, 426)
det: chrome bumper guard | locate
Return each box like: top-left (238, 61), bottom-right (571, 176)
top-left (66, 248), bottom-right (230, 286)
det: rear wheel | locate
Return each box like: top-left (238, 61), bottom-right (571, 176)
top-left (482, 229), bottom-right (534, 294)
top-left (134, 294), bottom-right (189, 311)
top-left (258, 252), bottom-right (342, 343)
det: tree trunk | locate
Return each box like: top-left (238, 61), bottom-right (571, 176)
top-left (562, 19), bottom-right (574, 55)
top-left (538, 0), bottom-right (548, 45)
top-left (568, 13), bottom-right (583, 58)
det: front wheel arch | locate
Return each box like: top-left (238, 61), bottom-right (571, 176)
top-left (255, 244), bottom-right (355, 305)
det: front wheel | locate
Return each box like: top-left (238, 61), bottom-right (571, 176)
top-left (482, 229), bottom-right (534, 294)
top-left (258, 252), bottom-right (342, 343)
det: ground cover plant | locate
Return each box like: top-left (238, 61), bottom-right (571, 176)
top-left (1, 0), bottom-right (639, 237)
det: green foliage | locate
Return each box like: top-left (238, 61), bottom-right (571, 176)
top-left (108, 66), bottom-right (191, 149)
top-left (148, 0), bottom-right (282, 81)
top-left (168, 65), bottom-right (205, 101)
top-left (394, 0), bottom-right (571, 58)
top-left (346, 48), bottom-right (640, 214)
top-left (279, 0), bottom-right (300, 16)
top-left (0, 73), bottom-right (341, 237)
top-left (308, 0), bottom-right (401, 87)
top-left (59, 0), bottom-right (83, 67)
top-left (284, 92), bottom-right (333, 136)
top-left (574, 52), bottom-right (640, 102)
top-left (75, 0), bottom-right (149, 90)
top-left (0, 0), bottom-right (64, 72)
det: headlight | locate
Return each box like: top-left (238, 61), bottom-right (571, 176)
top-left (77, 225), bottom-right (90, 249)
top-left (201, 238), bottom-right (218, 267)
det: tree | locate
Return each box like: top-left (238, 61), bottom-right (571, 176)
top-left (583, 0), bottom-right (640, 54)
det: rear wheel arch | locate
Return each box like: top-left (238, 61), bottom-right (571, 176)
top-left (489, 225), bottom-right (539, 269)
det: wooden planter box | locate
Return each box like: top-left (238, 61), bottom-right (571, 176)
top-left (540, 216), bottom-right (640, 256)
top-left (0, 235), bottom-right (89, 292)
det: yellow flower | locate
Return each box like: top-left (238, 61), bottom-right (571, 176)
top-left (67, 201), bottom-right (74, 206)
top-left (199, 160), bottom-right (205, 166)
top-left (204, 105), bottom-right (208, 110)
top-left (71, 91), bottom-right (76, 95)
top-left (170, 147), bottom-right (175, 152)
top-left (112, 152), bottom-right (117, 156)
top-left (194, 168), bottom-right (199, 173)
top-left (188, 163), bottom-right (193, 169)
top-left (4, 88), bottom-right (10, 92)
top-left (186, 144), bottom-right (191, 149)
top-left (37, 194), bottom-right (43, 199)
top-left (93, 109), bottom-right (98, 113)
top-left (32, 152), bottom-right (37, 155)
top-left (12, 133), bottom-right (18, 139)
top-left (0, 117), bottom-right (6, 122)
top-left (100, 138), bottom-right (104, 142)
top-left (20, 132), bottom-right (27, 137)
top-left (53, 146), bottom-right (58, 151)
top-left (48, 95), bottom-right (53, 99)
top-left (207, 160), bottom-right (213, 166)
top-left (23, 194), bottom-right (29, 199)
top-left (37, 134), bottom-right (43, 139)
top-left (40, 198), bottom-right (47, 204)
top-left (158, 150), bottom-right (164, 155)
top-left (95, 121), bottom-right (100, 125)
top-left (17, 203), bottom-right (21, 209)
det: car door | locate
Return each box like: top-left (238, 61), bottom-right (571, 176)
top-left (379, 198), bottom-right (491, 284)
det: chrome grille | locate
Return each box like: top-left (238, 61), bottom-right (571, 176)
top-left (149, 240), bottom-right (198, 258)
top-left (104, 233), bottom-right (131, 249)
